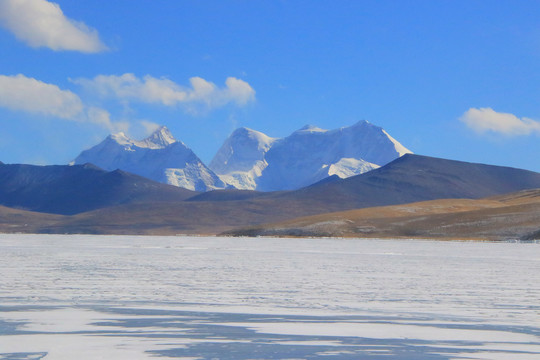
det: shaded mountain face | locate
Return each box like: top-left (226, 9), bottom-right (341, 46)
top-left (280, 154), bottom-right (540, 211)
top-left (210, 121), bottom-right (412, 191)
top-left (73, 126), bottom-right (225, 192)
top-left (0, 162), bottom-right (196, 215)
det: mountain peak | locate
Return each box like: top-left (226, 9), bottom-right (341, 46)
top-left (351, 119), bottom-right (370, 127)
top-left (294, 124), bottom-right (327, 134)
top-left (142, 125), bottom-right (177, 149)
top-left (73, 125), bottom-right (225, 191)
top-left (209, 127), bottom-right (276, 181)
top-left (108, 126), bottom-right (177, 150)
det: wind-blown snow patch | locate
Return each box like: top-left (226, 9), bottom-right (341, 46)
top-left (326, 158), bottom-right (380, 178)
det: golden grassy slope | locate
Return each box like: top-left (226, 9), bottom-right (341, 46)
top-left (226, 189), bottom-right (540, 240)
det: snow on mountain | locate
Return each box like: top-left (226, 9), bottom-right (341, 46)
top-left (73, 126), bottom-right (225, 192)
top-left (211, 120), bottom-right (412, 191)
top-left (326, 158), bottom-right (380, 178)
top-left (73, 121), bottom-right (411, 192)
top-left (209, 127), bottom-right (277, 190)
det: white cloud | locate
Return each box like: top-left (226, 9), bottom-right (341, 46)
top-left (139, 120), bottom-right (161, 135)
top-left (0, 74), bottom-right (123, 131)
top-left (0, 74), bottom-right (84, 119)
top-left (460, 107), bottom-right (540, 136)
top-left (0, 0), bottom-right (107, 53)
top-left (223, 77), bottom-right (257, 106)
top-left (74, 74), bottom-right (256, 111)
top-left (85, 107), bottom-right (128, 133)
top-left (75, 74), bottom-right (186, 106)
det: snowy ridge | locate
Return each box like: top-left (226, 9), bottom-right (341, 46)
top-left (140, 126), bottom-right (177, 149)
top-left (382, 129), bottom-right (411, 157)
top-left (293, 124), bottom-right (328, 134)
top-left (211, 120), bottom-right (412, 191)
top-left (73, 126), bottom-right (225, 191)
top-left (209, 127), bottom-right (276, 189)
top-left (107, 126), bottom-right (177, 150)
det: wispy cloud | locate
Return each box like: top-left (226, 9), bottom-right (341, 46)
top-left (460, 107), bottom-right (540, 136)
top-left (0, 0), bottom-right (107, 53)
top-left (0, 72), bottom-right (256, 135)
top-left (0, 74), bottom-right (123, 132)
top-left (73, 74), bottom-right (256, 112)
top-left (139, 120), bottom-right (161, 135)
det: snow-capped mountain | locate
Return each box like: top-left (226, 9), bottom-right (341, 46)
top-left (73, 126), bottom-right (225, 192)
top-left (73, 121), bottom-right (411, 192)
top-left (211, 120), bottom-right (412, 191)
top-left (209, 127), bottom-right (277, 190)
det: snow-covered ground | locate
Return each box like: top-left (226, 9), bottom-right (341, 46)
top-left (0, 235), bottom-right (539, 359)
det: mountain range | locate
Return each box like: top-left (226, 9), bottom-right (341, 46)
top-left (74, 121), bottom-right (411, 191)
top-left (1, 154), bottom-right (539, 239)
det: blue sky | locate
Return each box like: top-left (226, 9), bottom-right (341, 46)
top-left (1, 0), bottom-right (539, 172)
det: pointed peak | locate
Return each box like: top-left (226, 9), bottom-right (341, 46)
top-left (348, 120), bottom-right (375, 129)
top-left (155, 125), bottom-right (172, 134)
top-left (354, 119), bottom-right (370, 126)
top-left (150, 125), bottom-right (174, 138)
top-left (105, 126), bottom-right (177, 149)
top-left (294, 124), bottom-right (327, 134)
top-left (343, 120), bottom-right (384, 133)
top-left (142, 125), bottom-right (176, 148)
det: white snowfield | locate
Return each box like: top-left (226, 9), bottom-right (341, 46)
top-left (0, 235), bottom-right (539, 359)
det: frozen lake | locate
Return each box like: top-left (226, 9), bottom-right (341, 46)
top-left (1, 234), bottom-right (539, 359)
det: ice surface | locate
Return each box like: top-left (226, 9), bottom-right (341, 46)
top-left (0, 235), bottom-right (539, 359)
